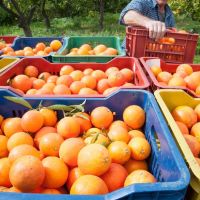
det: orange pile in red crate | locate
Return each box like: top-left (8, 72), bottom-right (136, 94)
top-left (8, 65), bottom-right (135, 95)
top-left (0, 103), bottom-right (156, 194)
top-left (151, 64), bottom-right (200, 95)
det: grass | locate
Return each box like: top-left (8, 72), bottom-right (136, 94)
top-left (0, 13), bottom-right (199, 62)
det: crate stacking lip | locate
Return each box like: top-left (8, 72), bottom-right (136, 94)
top-left (0, 36), bottom-right (18, 44)
top-left (0, 57), bottom-right (150, 97)
top-left (140, 57), bottom-right (200, 97)
top-left (0, 37), bottom-right (65, 61)
top-left (0, 89), bottom-right (190, 200)
top-left (52, 36), bottom-right (126, 63)
top-left (154, 89), bottom-right (200, 200)
top-left (126, 26), bottom-right (199, 63)
top-left (0, 58), bottom-right (19, 74)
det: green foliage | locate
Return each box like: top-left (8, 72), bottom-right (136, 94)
top-left (0, 7), bottom-right (14, 24)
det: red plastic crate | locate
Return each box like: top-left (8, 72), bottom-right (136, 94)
top-left (0, 36), bottom-right (17, 44)
top-left (140, 57), bottom-right (200, 97)
top-left (126, 27), bottom-right (199, 63)
top-left (0, 57), bottom-right (150, 97)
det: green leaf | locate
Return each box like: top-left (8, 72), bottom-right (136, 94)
top-left (4, 96), bottom-right (33, 109)
top-left (46, 104), bottom-right (77, 111)
top-left (73, 113), bottom-right (90, 121)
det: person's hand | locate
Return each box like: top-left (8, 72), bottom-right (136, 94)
top-left (145, 21), bottom-right (166, 40)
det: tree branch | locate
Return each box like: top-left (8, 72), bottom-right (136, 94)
top-left (28, 5), bottom-right (36, 24)
top-left (0, 0), bottom-right (18, 18)
top-left (10, 0), bottom-right (23, 16)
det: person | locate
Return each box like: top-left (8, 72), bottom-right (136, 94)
top-left (119, 0), bottom-right (175, 49)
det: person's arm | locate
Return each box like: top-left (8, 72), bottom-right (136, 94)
top-left (123, 10), bottom-right (166, 39)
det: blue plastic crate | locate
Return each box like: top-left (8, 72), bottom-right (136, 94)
top-left (0, 89), bottom-right (190, 200)
top-left (0, 37), bottom-right (65, 61)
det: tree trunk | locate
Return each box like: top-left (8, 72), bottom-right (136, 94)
top-left (41, 0), bottom-right (51, 29)
top-left (19, 19), bottom-right (32, 36)
top-left (99, 0), bottom-right (104, 30)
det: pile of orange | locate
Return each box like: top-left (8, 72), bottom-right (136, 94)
top-left (150, 64), bottom-right (200, 95)
top-left (65, 44), bottom-right (118, 56)
top-left (172, 105), bottom-right (200, 164)
top-left (1, 40), bottom-right (62, 57)
top-left (8, 65), bottom-right (135, 95)
top-left (0, 40), bottom-right (12, 51)
top-left (0, 104), bottom-right (156, 194)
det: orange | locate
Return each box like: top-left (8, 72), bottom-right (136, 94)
top-left (70, 48), bottom-right (79, 53)
top-left (11, 74), bottom-right (32, 93)
top-left (9, 155), bottom-right (45, 192)
top-left (123, 105), bottom-right (145, 129)
top-left (123, 82), bottom-right (135, 87)
top-left (73, 112), bottom-right (92, 133)
top-left (35, 43), bottom-right (46, 51)
top-left (38, 72), bottom-right (51, 81)
top-left (26, 89), bottom-right (37, 95)
top-left (81, 75), bottom-right (97, 89)
top-left (84, 127), bottom-right (104, 138)
top-left (7, 186), bottom-right (21, 193)
top-left (78, 144), bottom-right (111, 176)
top-left (70, 70), bottom-right (84, 81)
top-left (85, 134), bottom-right (110, 147)
top-left (97, 79), bottom-right (110, 94)
top-left (0, 114), bottom-right (4, 127)
top-left (3, 117), bottom-right (23, 138)
top-left (100, 48), bottom-right (118, 55)
top-left (183, 134), bottom-right (200, 157)
top-left (2, 46), bottom-right (14, 54)
top-left (128, 137), bottom-right (151, 160)
top-left (41, 189), bottom-right (61, 194)
top-left (37, 51), bottom-right (46, 56)
top-left (172, 106), bottom-right (197, 128)
top-left (175, 121), bottom-right (189, 135)
top-left (60, 65), bottom-right (74, 76)
top-left (24, 47), bottom-right (33, 52)
top-left (128, 130), bottom-right (145, 139)
top-left (70, 175), bottom-right (108, 195)
top-left (168, 76), bottom-right (186, 87)
top-left (91, 70), bottom-right (107, 81)
top-left (105, 67), bottom-right (119, 77)
top-left (9, 144), bottom-right (42, 163)
top-left (103, 87), bottom-right (118, 95)
top-left (120, 68), bottom-right (134, 82)
top-left (24, 65), bottom-right (39, 78)
top-left (53, 84), bottom-right (71, 95)
top-left (194, 104), bottom-right (200, 121)
top-left (80, 44), bottom-right (92, 52)
top-left (108, 141), bottom-right (131, 164)
top-left (124, 170), bottom-right (156, 186)
top-left (109, 120), bottom-right (128, 131)
top-left (44, 47), bottom-right (53, 54)
top-left (79, 88), bottom-right (98, 95)
top-left (39, 133), bottom-right (64, 157)
top-left (39, 108), bottom-right (57, 127)
top-left (83, 68), bottom-right (94, 76)
top-left (93, 44), bottom-right (107, 55)
top-left (124, 159), bottom-right (148, 174)
top-left (66, 167), bottom-right (84, 190)
top-left (0, 186), bottom-right (9, 192)
top-left (42, 83), bottom-right (56, 91)
top-left (56, 75), bottom-right (73, 87)
top-left (173, 71), bottom-right (187, 79)
top-left (47, 75), bottom-right (58, 84)
top-left (42, 156), bottom-right (68, 188)
top-left (59, 137), bottom-right (85, 167)
top-left (57, 117), bottom-right (81, 139)
top-left (157, 71), bottom-right (172, 84)
top-left (34, 126), bottom-right (57, 148)
top-left (108, 126), bottom-right (130, 143)
top-left (36, 87), bottom-right (53, 95)
top-left (176, 64), bottom-right (193, 76)
top-left (91, 106), bottom-right (113, 129)
top-left (21, 110), bottom-right (44, 133)
top-left (32, 79), bottom-right (46, 89)
top-left (196, 85), bottom-right (200, 95)
top-left (190, 122), bottom-right (200, 143)
top-left (100, 163), bottom-right (128, 192)
top-left (108, 71), bottom-right (126, 87)
top-left (77, 48), bottom-right (89, 55)
top-left (185, 72), bottom-right (200, 91)
top-left (0, 158), bottom-right (11, 187)
top-left (150, 66), bottom-right (162, 77)
top-left (50, 40), bottom-right (62, 51)
top-left (24, 50), bottom-right (34, 56)
top-left (70, 81), bottom-right (86, 94)
top-left (7, 132), bottom-right (34, 151)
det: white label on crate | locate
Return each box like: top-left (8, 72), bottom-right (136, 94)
top-left (146, 59), bottom-right (161, 68)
